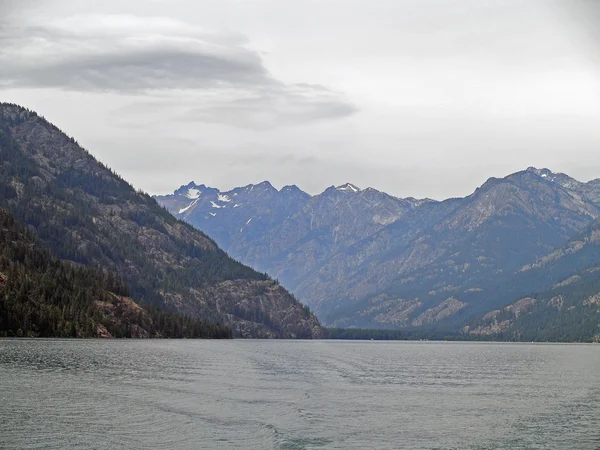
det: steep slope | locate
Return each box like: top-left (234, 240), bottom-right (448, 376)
top-left (156, 182), bottom-right (430, 299)
top-left (158, 167), bottom-right (600, 332)
top-left (155, 181), bottom-right (310, 253)
top-left (327, 170), bottom-right (600, 327)
top-left (526, 167), bottom-right (600, 203)
top-left (467, 217), bottom-right (600, 342)
top-left (0, 103), bottom-right (323, 338)
top-left (234, 185), bottom-right (427, 292)
top-left (0, 208), bottom-right (230, 338)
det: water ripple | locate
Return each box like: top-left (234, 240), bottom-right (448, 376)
top-left (1, 340), bottom-right (599, 449)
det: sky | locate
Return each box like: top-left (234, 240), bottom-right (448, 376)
top-left (1, 0), bottom-right (599, 200)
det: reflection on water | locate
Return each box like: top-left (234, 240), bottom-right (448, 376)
top-left (1, 339), bottom-right (599, 449)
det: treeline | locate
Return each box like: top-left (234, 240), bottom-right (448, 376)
top-left (325, 327), bottom-right (459, 341)
top-left (0, 208), bottom-right (231, 338)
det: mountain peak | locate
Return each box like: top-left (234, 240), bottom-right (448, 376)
top-left (405, 197), bottom-right (437, 207)
top-left (524, 167), bottom-right (581, 189)
top-left (257, 180), bottom-right (274, 189)
top-left (526, 167), bottom-right (554, 178)
top-left (241, 181), bottom-right (277, 193)
top-left (280, 185), bottom-right (310, 199)
top-left (173, 182), bottom-right (212, 199)
top-left (336, 183), bottom-right (361, 193)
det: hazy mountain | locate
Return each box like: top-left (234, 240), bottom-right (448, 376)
top-left (155, 182), bottom-right (431, 303)
top-left (158, 167), bottom-right (600, 334)
top-left (156, 181), bottom-right (311, 253)
top-left (467, 217), bottom-right (600, 342)
top-left (325, 168), bottom-right (600, 328)
top-left (0, 103), bottom-right (323, 338)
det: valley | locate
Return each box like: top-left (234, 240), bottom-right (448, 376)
top-left (156, 168), bottom-right (600, 341)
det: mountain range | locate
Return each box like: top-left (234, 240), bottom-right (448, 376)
top-left (156, 168), bottom-right (600, 341)
top-left (1, 102), bottom-right (597, 341)
top-left (0, 103), bottom-right (324, 339)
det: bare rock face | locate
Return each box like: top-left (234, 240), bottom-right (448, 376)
top-left (504, 298), bottom-right (537, 319)
top-left (553, 276), bottom-right (581, 289)
top-left (411, 298), bottom-right (467, 327)
top-left (467, 298), bottom-right (536, 337)
top-left (94, 295), bottom-right (153, 338)
top-left (0, 103), bottom-right (323, 339)
top-left (584, 294), bottom-right (600, 312)
top-left (165, 279), bottom-right (325, 339)
top-left (95, 324), bottom-right (113, 338)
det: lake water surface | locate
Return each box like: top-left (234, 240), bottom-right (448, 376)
top-left (1, 339), bottom-right (599, 449)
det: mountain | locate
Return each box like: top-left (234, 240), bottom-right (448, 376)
top-left (156, 181), bottom-right (310, 253)
top-left (325, 169), bottom-right (600, 328)
top-left (526, 167), bottom-right (600, 203)
top-left (466, 217), bottom-right (600, 342)
top-left (0, 208), bottom-right (230, 338)
top-left (157, 167), bottom-right (600, 334)
top-left (0, 103), bottom-right (323, 338)
top-left (155, 182), bottom-right (430, 310)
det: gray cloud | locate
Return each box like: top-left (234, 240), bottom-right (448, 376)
top-left (183, 85), bottom-right (358, 129)
top-left (0, 19), bottom-right (267, 91)
top-left (0, 14), bottom-right (357, 128)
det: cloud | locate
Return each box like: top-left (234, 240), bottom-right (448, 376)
top-left (182, 84), bottom-right (358, 129)
top-left (0, 14), bottom-right (357, 128)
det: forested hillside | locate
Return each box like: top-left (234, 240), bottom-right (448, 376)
top-left (0, 103), bottom-right (323, 338)
top-left (467, 218), bottom-right (600, 342)
top-left (0, 208), bottom-right (231, 338)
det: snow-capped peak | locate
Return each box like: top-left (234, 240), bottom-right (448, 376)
top-left (336, 183), bottom-right (361, 193)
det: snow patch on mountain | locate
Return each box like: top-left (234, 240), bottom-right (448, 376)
top-left (186, 188), bottom-right (201, 199)
top-left (218, 194), bottom-right (232, 203)
top-left (527, 167), bottom-right (582, 190)
top-left (337, 183), bottom-right (361, 193)
top-left (211, 201), bottom-right (225, 209)
top-left (178, 198), bottom-right (199, 214)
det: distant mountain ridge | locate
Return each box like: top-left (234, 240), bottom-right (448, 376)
top-left (155, 181), bottom-right (431, 304)
top-left (156, 167), bottom-right (600, 340)
top-left (0, 103), bottom-right (324, 338)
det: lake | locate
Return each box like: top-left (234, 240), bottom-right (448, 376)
top-left (1, 339), bottom-right (599, 449)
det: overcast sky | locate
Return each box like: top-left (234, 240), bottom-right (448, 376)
top-left (1, 0), bottom-right (599, 199)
